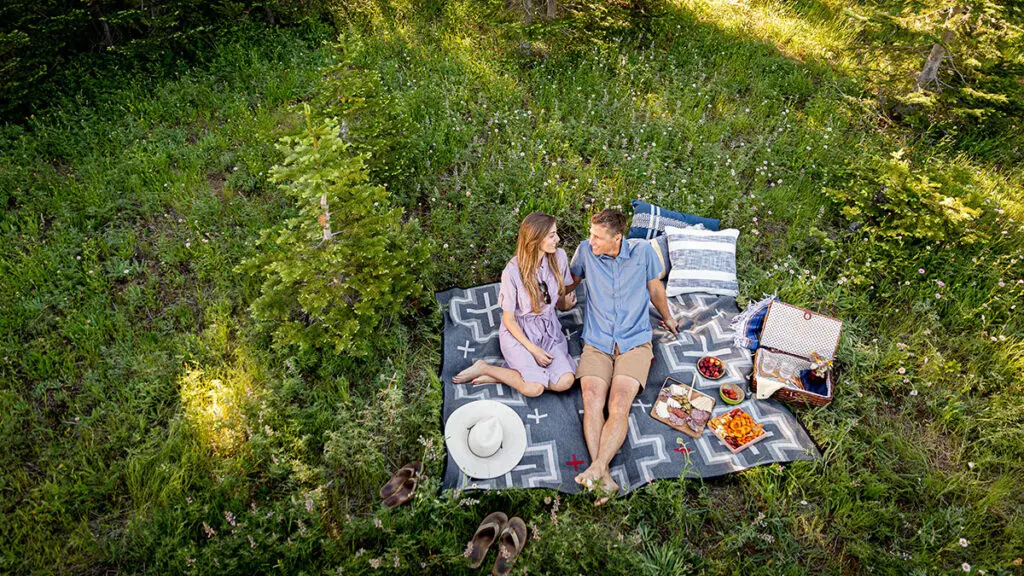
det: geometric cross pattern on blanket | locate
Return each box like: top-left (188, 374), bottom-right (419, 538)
top-left (438, 283), bottom-right (819, 495)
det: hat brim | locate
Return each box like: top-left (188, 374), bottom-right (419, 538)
top-left (445, 400), bottom-right (527, 480)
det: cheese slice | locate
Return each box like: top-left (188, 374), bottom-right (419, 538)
top-left (655, 402), bottom-right (670, 419)
top-left (691, 396), bottom-right (714, 412)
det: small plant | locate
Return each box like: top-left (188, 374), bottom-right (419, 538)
top-left (240, 104), bottom-right (427, 357)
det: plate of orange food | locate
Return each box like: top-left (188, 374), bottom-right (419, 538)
top-left (708, 408), bottom-right (767, 454)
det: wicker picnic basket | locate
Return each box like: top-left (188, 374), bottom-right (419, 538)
top-left (750, 301), bottom-right (843, 407)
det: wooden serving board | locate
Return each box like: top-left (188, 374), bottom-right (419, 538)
top-left (649, 376), bottom-right (716, 439)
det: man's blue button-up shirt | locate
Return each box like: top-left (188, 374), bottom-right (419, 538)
top-left (569, 238), bottom-right (661, 355)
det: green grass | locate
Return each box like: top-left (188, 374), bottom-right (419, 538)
top-left (2, 1), bottom-right (1023, 574)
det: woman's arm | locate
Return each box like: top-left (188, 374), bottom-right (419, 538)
top-left (503, 310), bottom-right (553, 366)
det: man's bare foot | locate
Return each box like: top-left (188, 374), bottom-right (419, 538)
top-left (453, 360), bottom-right (490, 384)
top-left (470, 374), bottom-right (500, 385)
top-left (574, 464), bottom-right (603, 487)
top-left (594, 471), bottom-right (619, 506)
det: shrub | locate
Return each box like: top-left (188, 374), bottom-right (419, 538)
top-left (239, 104), bottom-right (427, 357)
top-left (824, 151), bottom-right (983, 246)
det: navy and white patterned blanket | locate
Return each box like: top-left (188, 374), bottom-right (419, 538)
top-left (437, 283), bottom-right (819, 494)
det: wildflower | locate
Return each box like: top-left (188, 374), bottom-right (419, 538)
top-left (1014, 558), bottom-right (1022, 565)
top-left (123, 269), bottom-right (130, 274)
top-left (248, 535), bottom-right (256, 548)
top-left (897, 367), bottom-right (906, 374)
top-left (936, 280), bottom-right (945, 287)
top-left (962, 563), bottom-right (970, 572)
top-left (305, 493), bottom-right (314, 513)
top-left (201, 238), bottom-right (208, 243)
top-left (356, 549), bottom-right (366, 557)
top-left (998, 281), bottom-right (1005, 287)
top-left (968, 461), bottom-right (976, 469)
top-left (752, 229), bottom-right (760, 235)
top-left (185, 241), bottom-right (191, 248)
top-left (936, 293), bottom-right (942, 299)
top-left (373, 518), bottom-right (383, 529)
top-left (369, 558), bottom-right (381, 569)
top-left (910, 390), bottom-right (918, 396)
top-left (959, 537), bottom-right (968, 547)
top-left (224, 510), bottom-right (236, 526)
top-left (919, 268), bottom-right (925, 274)
top-left (202, 522), bottom-right (216, 538)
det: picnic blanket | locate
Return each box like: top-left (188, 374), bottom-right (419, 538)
top-left (437, 283), bottom-right (820, 495)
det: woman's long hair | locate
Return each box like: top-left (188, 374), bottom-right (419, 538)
top-left (516, 212), bottom-right (564, 314)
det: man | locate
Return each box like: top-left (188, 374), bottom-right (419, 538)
top-left (567, 209), bottom-right (678, 505)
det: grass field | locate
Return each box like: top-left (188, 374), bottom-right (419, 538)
top-left (2, 1), bottom-right (1023, 573)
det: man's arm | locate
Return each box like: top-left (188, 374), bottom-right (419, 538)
top-left (564, 273), bottom-right (583, 294)
top-left (647, 278), bottom-right (678, 335)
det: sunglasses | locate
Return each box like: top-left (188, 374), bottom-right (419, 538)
top-left (537, 279), bottom-right (551, 305)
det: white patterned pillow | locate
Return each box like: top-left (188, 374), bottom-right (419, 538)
top-left (664, 225), bottom-right (740, 297)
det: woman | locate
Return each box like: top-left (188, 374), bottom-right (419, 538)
top-left (453, 212), bottom-right (577, 397)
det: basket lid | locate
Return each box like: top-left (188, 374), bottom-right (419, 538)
top-left (760, 301), bottom-right (842, 360)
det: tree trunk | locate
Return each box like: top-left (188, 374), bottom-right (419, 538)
top-left (264, 5), bottom-right (277, 25)
top-left (319, 194), bottom-right (333, 242)
top-left (546, 0), bottom-right (556, 20)
top-left (89, 1), bottom-right (115, 48)
top-left (915, 7), bottom-right (964, 91)
top-left (522, 0), bottom-right (533, 25)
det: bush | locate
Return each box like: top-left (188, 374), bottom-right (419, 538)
top-left (239, 104), bottom-right (427, 357)
top-left (824, 151), bottom-right (983, 246)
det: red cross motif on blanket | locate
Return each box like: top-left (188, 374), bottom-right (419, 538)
top-left (565, 454), bottom-right (585, 472)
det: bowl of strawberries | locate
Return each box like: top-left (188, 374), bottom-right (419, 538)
top-left (697, 356), bottom-right (725, 380)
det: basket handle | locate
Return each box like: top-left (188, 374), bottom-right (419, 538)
top-left (803, 311), bottom-right (812, 321)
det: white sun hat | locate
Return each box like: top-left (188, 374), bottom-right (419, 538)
top-left (445, 400), bottom-right (527, 480)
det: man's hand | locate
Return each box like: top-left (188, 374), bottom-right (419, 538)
top-left (557, 291), bottom-right (577, 311)
top-left (529, 344), bottom-right (554, 367)
top-left (659, 315), bottom-right (679, 336)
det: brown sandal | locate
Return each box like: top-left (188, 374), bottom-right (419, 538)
top-left (492, 516), bottom-right (527, 576)
top-left (379, 462), bottom-right (422, 501)
top-left (464, 512), bottom-right (508, 569)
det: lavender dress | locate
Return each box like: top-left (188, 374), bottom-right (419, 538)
top-left (496, 249), bottom-right (577, 387)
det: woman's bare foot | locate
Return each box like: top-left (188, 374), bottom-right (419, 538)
top-left (470, 374), bottom-right (500, 385)
top-left (453, 360), bottom-right (491, 384)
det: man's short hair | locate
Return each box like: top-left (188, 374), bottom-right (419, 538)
top-left (590, 209), bottom-right (627, 238)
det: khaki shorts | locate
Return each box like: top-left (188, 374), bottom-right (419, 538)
top-left (576, 342), bottom-right (654, 391)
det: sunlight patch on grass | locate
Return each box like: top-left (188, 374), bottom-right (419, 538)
top-left (179, 366), bottom-right (255, 457)
top-left (673, 0), bottom-right (860, 72)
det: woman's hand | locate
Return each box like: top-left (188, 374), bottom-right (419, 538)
top-left (528, 344), bottom-right (554, 367)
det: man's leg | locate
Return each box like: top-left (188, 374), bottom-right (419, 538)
top-left (589, 375), bottom-right (640, 503)
top-left (579, 376), bottom-right (610, 463)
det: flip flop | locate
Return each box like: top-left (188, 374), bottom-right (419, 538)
top-left (492, 517), bottom-right (527, 576)
top-left (382, 472), bottom-right (419, 509)
top-left (379, 462), bottom-right (422, 501)
top-left (465, 512), bottom-right (508, 569)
